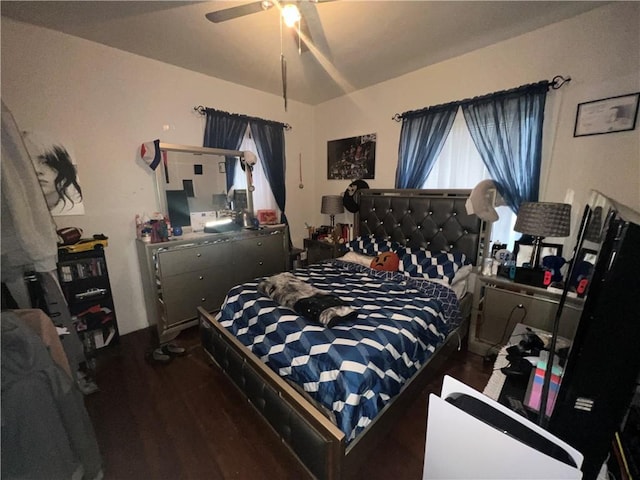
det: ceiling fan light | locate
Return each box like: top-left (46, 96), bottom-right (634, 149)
top-left (282, 4), bottom-right (301, 27)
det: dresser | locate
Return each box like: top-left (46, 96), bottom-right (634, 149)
top-left (137, 226), bottom-right (288, 343)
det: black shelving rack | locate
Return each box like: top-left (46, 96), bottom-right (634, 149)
top-left (57, 246), bottom-right (119, 366)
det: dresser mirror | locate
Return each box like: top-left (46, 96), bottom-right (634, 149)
top-left (155, 143), bottom-right (251, 231)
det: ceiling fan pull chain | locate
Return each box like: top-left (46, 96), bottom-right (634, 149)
top-left (280, 11), bottom-right (283, 55)
top-left (281, 54), bottom-right (288, 112)
top-left (280, 15), bottom-right (288, 111)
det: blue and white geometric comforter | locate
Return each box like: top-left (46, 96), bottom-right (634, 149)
top-left (216, 259), bottom-right (462, 443)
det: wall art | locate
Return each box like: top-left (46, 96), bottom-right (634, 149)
top-left (574, 92), bottom-right (640, 137)
top-left (327, 133), bottom-right (376, 180)
top-left (23, 130), bottom-right (85, 216)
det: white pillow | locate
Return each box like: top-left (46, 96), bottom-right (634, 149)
top-left (339, 251), bottom-right (375, 267)
top-left (452, 264), bottom-right (473, 285)
top-left (429, 266), bottom-right (471, 299)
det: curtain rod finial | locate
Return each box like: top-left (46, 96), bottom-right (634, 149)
top-left (551, 75), bottom-right (571, 90)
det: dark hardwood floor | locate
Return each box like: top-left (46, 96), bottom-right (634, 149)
top-left (84, 326), bottom-right (493, 479)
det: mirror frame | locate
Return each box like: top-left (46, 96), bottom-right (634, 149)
top-left (155, 143), bottom-right (252, 228)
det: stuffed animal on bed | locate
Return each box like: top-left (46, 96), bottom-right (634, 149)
top-left (258, 272), bottom-right (356, 327)
top-left (370, 251), bottom-right (400, 271)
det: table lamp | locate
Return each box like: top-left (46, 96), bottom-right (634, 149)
top-left (514, 202), bottom-right (571, 268)
top-left (321, 195), bottom-right (344, 227)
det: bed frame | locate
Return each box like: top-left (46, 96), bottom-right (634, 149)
top-left (199, 189), bottom-right (488, 479)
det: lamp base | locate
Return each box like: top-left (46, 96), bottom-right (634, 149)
top-left (514, 267), bottom-right (552, 288)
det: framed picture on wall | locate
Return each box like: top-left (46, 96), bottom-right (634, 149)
top-left (327, 133), bottom-right (376, 180)
top-left (23, 130), bottom-right (85, 216)
top-left (513, 241), bottom-right (563, 268)
top-left (574, 92), bottom-right (640, 137)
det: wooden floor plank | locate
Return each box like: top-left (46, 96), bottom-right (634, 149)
top-left (84, 326), bottom-right (492, 479)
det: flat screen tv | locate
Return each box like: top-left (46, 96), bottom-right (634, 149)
top-left (544, 190), bottom-right (640, 479)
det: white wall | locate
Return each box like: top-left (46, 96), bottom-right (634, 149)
top-left (2, 3), bottom-right (639, 335)
top-left (1, 18), bottom-right (315, 334)
top-left (313, 2), bottom-right (640, 231)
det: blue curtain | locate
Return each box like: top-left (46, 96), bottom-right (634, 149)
top-left (395, 104), bottom-right (458, 189)
top-left (202, 108), bottom-right (248, 191)
top-left (461, 82), bottom-right (548, 213)
top-left (249, 120), bottom-right (288, 225)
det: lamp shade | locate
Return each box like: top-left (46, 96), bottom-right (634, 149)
top-left (514, 202), bottom-right (571, 238)
top-left (321, 195), bottom-right (344, 216)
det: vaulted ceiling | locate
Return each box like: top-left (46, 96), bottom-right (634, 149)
top-left (1, 1), bottom-right (607, 105)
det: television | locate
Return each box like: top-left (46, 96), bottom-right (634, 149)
top-left (544, 190), bottom-right (640, 479)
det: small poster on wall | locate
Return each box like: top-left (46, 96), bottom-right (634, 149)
top-left (327, 133), bottom-right (376, 180)
top-left (574, 92), bottom-right (640, 137)
top-left (23, 131), bottom-right (85, 216)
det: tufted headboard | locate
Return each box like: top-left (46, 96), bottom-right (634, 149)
top-left (355, 189), bottom-right (489, 265)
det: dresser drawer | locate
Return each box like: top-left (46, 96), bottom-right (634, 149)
top-left (241, 231), bottom-right (283, 251)
top-left (161, 267), bottom-right (234, 325)
top-left (480, 285), bottom-right (581, 345)
top-left (238, 233), bottom-right (286, 278)
top-left (157, 241), bottom-right (233, 277)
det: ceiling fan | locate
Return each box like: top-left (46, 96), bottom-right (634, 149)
top-left (206, 1), bottom-right (332, 111)
top-left (205, 0), bottom-right (331, 54)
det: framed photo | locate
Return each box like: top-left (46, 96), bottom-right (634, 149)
top-left (256, 209), bottom-right (277, 225)
top-left (578, 248), bottom-right (598, 266)
top-left (327, 133), bottom-right (376, 180)
top-left (513, 241), bottom-right (563, 268)
top-left (574, 92), bottom-right (640, 137)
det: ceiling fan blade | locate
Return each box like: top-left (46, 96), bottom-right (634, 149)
top-left (205, 2), bottom-right (270, 23)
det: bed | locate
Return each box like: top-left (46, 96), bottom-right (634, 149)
top-left (199, 189), bottom-right (489, 479)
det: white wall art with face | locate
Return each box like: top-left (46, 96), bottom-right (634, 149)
top-left (23, 131), bottom-right (85, 216)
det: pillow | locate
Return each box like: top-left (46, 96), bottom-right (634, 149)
top-left (370, 251), bottom-right (400, 271)
top-left (397, 247), bottom-right (470, 283)
top-left (339, 251), bottom-right (375, 267)
top-left (345, 235), bottom-right (400, 256)
top-left (451, 264), bottom-right (473, 285)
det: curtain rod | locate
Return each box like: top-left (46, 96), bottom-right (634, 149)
top-left (193, 105), bottom-right (292, 131)
top-left (391, 75), bottom-right (571, 122)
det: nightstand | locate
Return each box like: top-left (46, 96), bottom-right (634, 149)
top-left (289, 247), bottom-right (305, 270)
top-left (468, 274), bottom-right (584, 356)
top-left (303, 238), bottom-right (343, 264)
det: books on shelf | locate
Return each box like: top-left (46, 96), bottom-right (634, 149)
top-left (59, 258), bottom-right (105, 281)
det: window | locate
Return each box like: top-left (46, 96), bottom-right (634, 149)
top-left (232, 128), bottom-right (279, 215)
top-left (422, 109), bottom-right (517, 248)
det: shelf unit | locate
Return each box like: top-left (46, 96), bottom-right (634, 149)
top-left (57, 246), bottom-right (119, 366)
